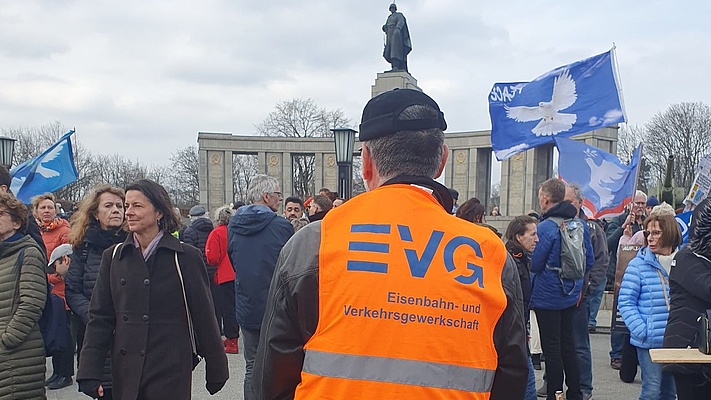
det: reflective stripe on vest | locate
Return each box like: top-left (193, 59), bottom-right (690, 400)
top-left (303, 349), bottom-right (496, 392)
top-left (295, 184), bottom-right (508, 399)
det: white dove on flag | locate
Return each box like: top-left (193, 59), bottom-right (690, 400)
top-left (505, 69), bottom-right (578, 136)
top-left (584, 149), bottom-right (626, 208)
top-left (35, 143), bottom-right (64, 178)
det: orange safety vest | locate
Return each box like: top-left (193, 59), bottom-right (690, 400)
top-left (295, 184), bottom-right (508, 399)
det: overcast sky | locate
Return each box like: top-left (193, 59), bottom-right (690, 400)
top-left (1, 0), bottom-right (709, 173)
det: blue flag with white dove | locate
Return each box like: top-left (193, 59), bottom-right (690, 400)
top-left (555, 137), bottom-right (641, 219)
top-left (10, 130), bottom-right (79, 204)
top-left (489, 49), bottom-right (626, 160)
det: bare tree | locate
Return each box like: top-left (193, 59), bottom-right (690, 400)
top-left (164, 146), bottom-right (199, 209)
top-left (352, 156), bottom-right (365, 196)
top-left (2, 121), bottom-right (68, 166)
top-left (644, 102), bottom-right (711, 190)
top-left (256, 98), bottom-right (352, 198)
top-left (291, 154), bottom-right (315, 200)
top-left (617, 124), bottom-right (644, 164)
top-left (256, 98), bottom-right (350, 138)
top-left (490, 182), bottom-right (501, 209)
top-left (617, 124), bottom-right (653, 192)
top-left (233, 154), bottom-right (258, 203)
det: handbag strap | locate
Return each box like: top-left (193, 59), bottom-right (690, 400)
top-left (657, 269), bottom-right (670, 311)
top-left (174, 251), bottom-right (197, 356)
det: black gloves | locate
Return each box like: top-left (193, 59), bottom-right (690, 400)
top-left (206, 381), bottom-right (226, 395)
top-left (78, 379), bottom-right (102, 398)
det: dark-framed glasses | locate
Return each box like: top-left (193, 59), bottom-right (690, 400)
top-left (643, 230), bottom-right (663, 238)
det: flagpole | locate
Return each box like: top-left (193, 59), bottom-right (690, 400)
top-left (631, 142), bottom-right (644, 201)
top-left (610, 44), bottom-right (628, 123)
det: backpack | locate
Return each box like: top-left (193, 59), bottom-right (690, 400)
top-left (16, 248), bottom-right (72, 356)
top-left (548, 217), bottom-right (586, 280)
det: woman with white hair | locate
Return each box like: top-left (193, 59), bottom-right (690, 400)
top-left (205, 205), bottom-right (240, 354)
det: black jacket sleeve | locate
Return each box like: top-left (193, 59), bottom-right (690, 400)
top-left (606, 214), bottom-right (625, 250)
top-left (587, 221), bottom-right (610, 290)
top-left (26, 217), bottom-right (47, 262)
top-left (490, 253), bottom-right (529, 400)
top-left (77, 246), bottom-right (117, 382)
top-left (66, 248), bottom-right (91, 324)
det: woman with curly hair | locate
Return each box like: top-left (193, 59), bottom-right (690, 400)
top-left (65, 184), bottom-right (127, 399)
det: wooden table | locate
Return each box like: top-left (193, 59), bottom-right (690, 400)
top-left (650, 348), bottom-right (711, 363)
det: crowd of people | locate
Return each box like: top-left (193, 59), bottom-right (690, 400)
top-left (1, 87), bottom-right (710, 400)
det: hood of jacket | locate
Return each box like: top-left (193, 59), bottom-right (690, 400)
top-left (231, 204), bottom-right (280, 236)
top-left (542, 200), bottom-right (578, 220)
top-left (634, 245), bottom-right (667, 273)
top-left (688, 198), bottom-right (711, 259)
top-left (188, 216), bottom-right (214, 233)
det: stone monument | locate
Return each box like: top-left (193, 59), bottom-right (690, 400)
top-left (372, 3), bottom-right (420, 97)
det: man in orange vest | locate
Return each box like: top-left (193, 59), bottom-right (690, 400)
top-left (253, 88), bottom-right (528, 399)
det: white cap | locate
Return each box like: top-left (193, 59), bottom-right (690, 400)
top-left (48, 244), bottom-right (73, 266)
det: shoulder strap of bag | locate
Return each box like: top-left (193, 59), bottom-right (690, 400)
top-left (657, 269), bottom-right (670, 311)
top-left (112, 244), bottom-right (121, 259)
top-left (174, 251), bottom-right (197, 356)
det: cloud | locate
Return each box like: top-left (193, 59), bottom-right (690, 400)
top-left (0, 0), bottom-right (709, 168)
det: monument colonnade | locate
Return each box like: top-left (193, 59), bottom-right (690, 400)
top-left (197, 71), bottom-right (619, 220)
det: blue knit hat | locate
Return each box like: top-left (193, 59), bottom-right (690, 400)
top-left (646, 196), bottom-right (659, 207)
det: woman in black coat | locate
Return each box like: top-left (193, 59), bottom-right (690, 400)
top-left (76, 179), bottom-right (228, 399)
top-left (65, 184), bottom-right (127, 399)
top-left (504, 214), bottom-right (539, 400)
top-left (663, 198), bottom-right (711, 399)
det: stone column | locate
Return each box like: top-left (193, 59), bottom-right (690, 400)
top-left (223, 150), bottom-right (233, 209)
top-left (282, 153), bottom-right (292, 197)
top-left (207, 151), bottom-right (226, 213)
top-left (500, 152), bottom-right (527, 217)
top-left (198, 148), bottom-right (208, 206)
top-left (475, 148), bottom-right (492, 209)
top-left (322, 153), bottom-right (338, 192)
top-left (451, 149), bottom-right (469, 202)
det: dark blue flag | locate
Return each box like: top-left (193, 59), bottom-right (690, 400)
top-left (10, 130), bottom-right (78, 204)
top-left (490, 49), bottom-right (626, 160)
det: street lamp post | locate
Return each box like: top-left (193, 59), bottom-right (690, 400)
top-left (331, 128), bottom-right (357, 200)
top-left (0, 136), bottom-right (17, 169)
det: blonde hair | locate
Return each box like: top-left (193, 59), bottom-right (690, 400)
top-left (31, 192), bottom-right (56, 211)
top-left (648, 202), bottom-right (675, 217)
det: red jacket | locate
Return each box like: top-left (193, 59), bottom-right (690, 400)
top-left (41, 218), bottom-right (71, 309)
top-left (205, 224), bottom-right (235, 285)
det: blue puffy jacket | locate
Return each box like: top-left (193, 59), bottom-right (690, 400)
top-left (530, 201), bottom-right (594, 310)
top-left (617, 247), bottom-right (672, 349)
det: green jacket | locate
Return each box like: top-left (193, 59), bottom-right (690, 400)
top-left (0, 235), bottom-right (47, 400)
